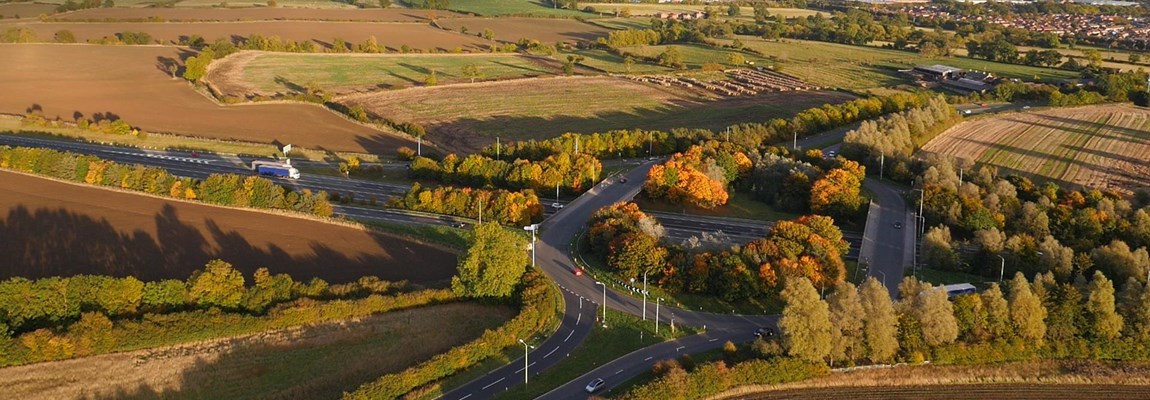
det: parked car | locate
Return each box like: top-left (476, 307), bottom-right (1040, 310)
top-left (585, 378), bottom-right (606, 393)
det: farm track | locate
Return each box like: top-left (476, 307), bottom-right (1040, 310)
top-left (922, 104), bottom-right (1150, 195)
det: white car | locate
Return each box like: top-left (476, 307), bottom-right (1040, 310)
top-left (585, 378), bottom-right (605, 393)
top-left (552, 202), bottom-right (564, 209)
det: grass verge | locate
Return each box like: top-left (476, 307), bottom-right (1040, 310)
top-left (635, 192), bottom-right (798, 222)
top-left (491, 308), bottom-right (694, 400)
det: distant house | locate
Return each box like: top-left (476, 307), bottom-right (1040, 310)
top-left (914, 64), bottom-right (964, 80)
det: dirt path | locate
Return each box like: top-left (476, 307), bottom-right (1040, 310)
top-left (0, 303), bottom-right (513, 400)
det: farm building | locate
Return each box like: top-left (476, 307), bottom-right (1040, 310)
top-left (913, 64), bottom-right (964, 80)
top-left (940, 78), bottom-right (995, 94)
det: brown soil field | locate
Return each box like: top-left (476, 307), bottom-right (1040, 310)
top-left (0, 20), bottom-right (487, 51)
top-left (437, 17), bottom-right (611, 43)
top-left (0, 169), bottom-right (457, 284)
top-left (0, 302), bottom-right (512, 400)
top-left (920, 104), bottom-right (1150, 195)
top-left (0, 2), bottom-right (54, 19)
top-left (0, 2), bottom-right (56, 19)
top-left (0, 44), bottom-right (411, 154)
top-left (51, 7), bottom-right (464, 22)
top-left (341, 76), bottom-right (854, 154)
top-left (720, 360), bottom-right (1150, 400)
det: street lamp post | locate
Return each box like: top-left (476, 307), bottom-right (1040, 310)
top-left (523, 224), bottom-right (538, 268)
top-left (642, 272), bottom-right (648, 321)
top-left (998, 254), bottom-right (1006, 283)
top-left (517, 338), bottom-right (534, 385)
top-left (595, 281), bottom-right (607, 327)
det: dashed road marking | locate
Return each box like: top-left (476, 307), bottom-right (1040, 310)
top-left (708, 338), bottom-right (718, 342)
top-left (676, 346), bottom-right (686, 351)
top-left (459, 395), bottom-right (472, 400)
top-left (564, 330), bottom-right (574, 342)
top-left (482, 377), bottom-right (505, 390)
top-left (644, 356), bottom-right (653, 361)
top-left (615, 369), bottom-right (624, 375)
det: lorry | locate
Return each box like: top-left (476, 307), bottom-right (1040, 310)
top-left (251, 161), bottom-right (300, 179)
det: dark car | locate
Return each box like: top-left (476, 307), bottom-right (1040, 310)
top-left (754, 327), bottom-right (777, 338)
top-left (893, 222), bottom-right (903, 229)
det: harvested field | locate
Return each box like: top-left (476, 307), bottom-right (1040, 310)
top-left (341, 76), bottom-right (853, 153)
top-left (0, 302), bottom-right (513, 400)
top-left (0, 169), bottom-right (457, 284)
top-left (580, 3), bottom-right (820, 18)
top-left (437, 17), bottom-right (611, 44)
top-left (208, 51), bottom-right (556, 97)
top-left (1, 20), bottom-right (487, 51)
top-left (0, 44), bottom-right (411, 154)
top-left (921, 104), bottom-right (1150, 195)
top-left (50, 7), bottom-right (463, 22)
top-left (0, 2), bottom-right (56, 19)
top-left (719, 359), bottom-right (1150, 399)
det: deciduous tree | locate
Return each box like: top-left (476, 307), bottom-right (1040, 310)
top-left (780, 277), bottom-right (832, 363)
top-left (452, 222), bottom-right (529, 299)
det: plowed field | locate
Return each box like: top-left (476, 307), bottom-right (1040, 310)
top-left (921, 104), bottom-right (1150, 195)
top-left (50, 7), bottom-right (464, 22)
top-left (0, 44), bottom-right (411, 154)
top-left (0, 2), bottom-right (55, 19)
top-left (0, 169), bottom-right (457, 284)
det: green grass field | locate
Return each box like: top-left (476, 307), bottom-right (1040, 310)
top-left (173, 303), bottom-right (514, 399)
top-left (617, 43), bottom-right (776, 71)
top-left (235, 53), bottom-right (555, 95)
top-left (710, 37), bottom-right (1081, 90)
top-left (445, 0), bottom-right (591, 17)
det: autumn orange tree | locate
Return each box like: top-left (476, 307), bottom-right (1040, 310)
top-left (810, 161), bottom-right (866, 221)
top-left (408, 152), bottom-right (601, 194)
top-left (644, 145), bottom-right (751, 209)
top-left (395, 183), bottom-right (542, 226)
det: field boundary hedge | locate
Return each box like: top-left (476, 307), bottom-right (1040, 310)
top-left (344, 269), bottom-right (564, 399)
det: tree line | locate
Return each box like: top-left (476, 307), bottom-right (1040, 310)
top-left (408, 152), bottom-right (601, 195)
top-left (0, 146), bottom-right (333, 217)
top-left (483, 91), bottom-right (939, 162)
top-left (0, 259), bottom-right (416, 365)
top-left (391, 183), bottom-right (541, 226)
top-left (586, 203), bottom-right (849, 302)
top-left (841, 95), bottom-right (960, 183)
top-left (777, 270), bottom-right (1150, 368)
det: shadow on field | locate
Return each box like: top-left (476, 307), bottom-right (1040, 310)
top-left (0, 204), bottom-right (456, 284)
top-left (76, 304), bottom-right (511, 400)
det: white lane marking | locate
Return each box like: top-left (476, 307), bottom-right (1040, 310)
top-left (676, 346), bottom-right (686, 351)
top-left (576, 313), bottom-right (581, 325)
top-left (564, 330), bottom-right (574, 342)
top-left (708, 338), bottom-right (718, 342)
top-left (615, 369), bottom-right (624, 375)
top-left (482, 377), bottom-right (505, 390)
top-left (514, 362), bottom-right (537, 374)
top-left (644, 356), bottom-right (653, 361)
top-left (459, 395), bottom-right (472, 400)
top-left (544, 346), bottom-right (559, 358)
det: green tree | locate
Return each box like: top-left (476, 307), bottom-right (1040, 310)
top-left (481, 28), bottom-right (494, 41)
top-left (981, 283), bottom-right (1013, 340)
top-left (923, 225), bottom-right (959, 271)
top-left (726, 52), bottom-right (746, 67)
top-left (378, 0), bottom-right (390, 6)
top-left (54, 30), bottom-right (76, 43)
top-left (182, 49), bottom-right (215, 83)
top-left (726, 4), bottom-right (740, 17)
top-left (623, 55), bottom-right (635, 73)
top-left (914, 284), bottom-right (958, 347)
top-left (187, 259), bottom-right (246, 309)
top-left (827, 281), bottom-right (864, 365)
top-left (424, 69), bottom-right (439, 86)
top-left (658, 46), bottom-right (685, 69)
top-left (461, 63), bottom-right (483, 83)
top-left (1008, 272), bottom-right (1047, 345)
top-left (608, 233), bottom-right (668, 280)
top-left (952, 293), bottom-right (988, 342)
top-left (859, 277), bottom-right (898, 362)
top-left (779, 277), bottom-right (832, 363)
top-left (452, 222), bottom-right (529, 299)
top-left (96, 277), bottom-right (144, 316)
top-left (1086, 270), bottom-right (1124, 340)
top-left (141, 279), bottom-right (186, 312)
